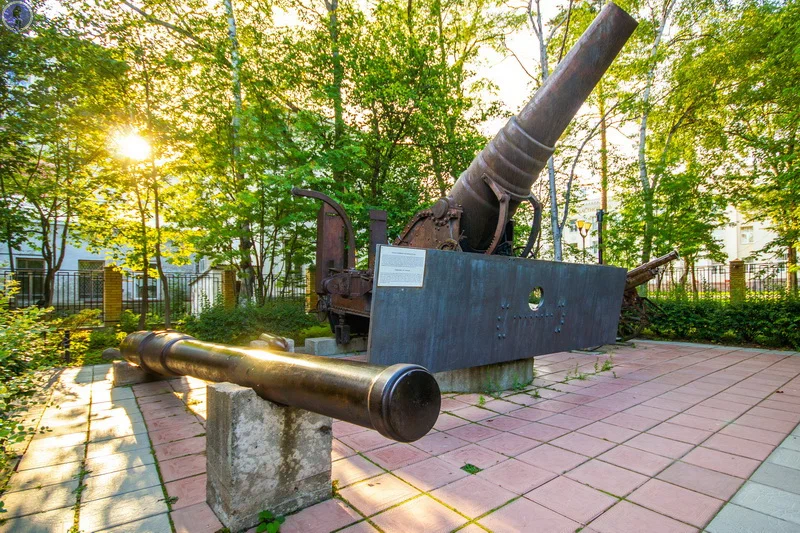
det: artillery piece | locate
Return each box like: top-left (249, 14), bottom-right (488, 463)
top-left (618, 250), bottom-right (680, 341)
top-left (294, 3), bottom-right (638, 372)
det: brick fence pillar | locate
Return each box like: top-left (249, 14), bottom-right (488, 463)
top-left (222, 269), bottom-right (236, 309)
top-left (730, 259), bottom-right (746, 304)
top-left (305, 266), bottom-right (317, 313)
top-left (103, 265), bottom-right (123, 325)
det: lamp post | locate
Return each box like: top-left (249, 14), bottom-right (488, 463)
top-left (596, 209), bottom-right (604, 264)
top-left (577, 219), bottom-right (592, 263)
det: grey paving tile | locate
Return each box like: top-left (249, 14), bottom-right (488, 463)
top-left (782, 435), bottom-right (800, 452)
top-left (89, 421), bottom-right (149, 443)
top-left (16, 444), bottom-right (85, 471)
top-left (769, 448), bottom-right (800, 471)
top-left (90, 398), bottom-right (140, 413)
top-left (86, 434), bottom-right (151, 460)
top-left (90, 407), bottom-right (144, 424)
top-left (0, 505), bottom-right (75, 533)
top-left (752, 462), bottom-right (800, 496)
top-left (732, 482), bottom-right (800, 525)
top-left (78, 485), bottom-right (168, 532)
top-left (84, 448), bottom-right (156, 477)
top-left (1, 478), bottom-right (79, 518)
top-left (96, 513), bottom-right (171, 533)
top-left (5, 461), bottom-right (82, 493)
top-left (82, 464), bottom-right (161, 502)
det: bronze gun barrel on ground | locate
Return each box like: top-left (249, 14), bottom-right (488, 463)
top-left (120, 331), bottom-right (441, 442)
top-left (625, 250), bottom-right (680, 291)
top-left (449, 2), bottom-right (638, 251)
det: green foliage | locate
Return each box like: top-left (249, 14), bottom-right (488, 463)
top-left (119, 310), bottom-right (140, 334)
top-left (647, 300), bottom-right (800, 350)
top-left (460, 463), bottom-right (482, 475)
top-left (256, 510), bottom-right (285, 533)
top-left (181, 302), bottom-right (318, 346)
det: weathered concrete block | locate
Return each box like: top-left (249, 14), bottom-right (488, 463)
top-left (433, 358), bottom-right (535, 393)
top-left (206, 383), bottom-right (332, 532)
top-left (112, 361), bottom-right (171, 387)
top-left (303, 336), bottom-right (367, 356)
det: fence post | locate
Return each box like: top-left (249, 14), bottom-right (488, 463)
top-left (103, 265), bottom-right (123, 325)
top-left (222, 269), bottom-right (236, 309)
top-left (305, 266), bottom-right (317, 313)
top-left (730, 259), bottom-right (746, 304)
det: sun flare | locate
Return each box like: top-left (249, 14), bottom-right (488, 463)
top-left (115, 132), bottom-right (151, 161)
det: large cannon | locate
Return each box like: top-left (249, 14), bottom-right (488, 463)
top-left (120, 331), bottom-right (440, 442)
top-left (295, 3), bottom-right (639, 371)
top-left (618, 250), bottom-right (680, 340)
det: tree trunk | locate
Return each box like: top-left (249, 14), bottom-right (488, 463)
top-left (788, 244), bottom-right (798, 294)
top-left (223, 0), bottom-right (255, 301)
top-left (638, 0), bottom-right (677, 264)
top-left (325, 0), bottom-right (345, 183)
top-left (152, 178), bottom-right (171, 328)
top-left (599, 85), bottom-right (609, 239)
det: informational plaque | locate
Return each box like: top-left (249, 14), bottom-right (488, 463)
top-left (376, 246), bottom-right (426, 288)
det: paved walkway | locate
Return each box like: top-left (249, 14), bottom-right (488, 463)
top-left (3, 341), bottom-right (800, 532)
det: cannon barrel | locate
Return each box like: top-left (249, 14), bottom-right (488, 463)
top-left (120, 331), bottom-right (441, 442)
top-left (625, 250), bottom-right (680, 290)
top-left (449, 2), bottom-right (638, 251)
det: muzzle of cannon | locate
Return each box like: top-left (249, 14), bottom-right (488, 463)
top-left (625, 250), bottom-right (681, 291)
top-left (618, 251), bottom-right (680, 340)
top-left (120, 331), bottom-right (441, 442)
top-left (293, 3), bottom-right (638, 370)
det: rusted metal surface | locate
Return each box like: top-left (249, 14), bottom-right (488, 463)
top-left (368, 247), bottom-right (627, 373)
top-left (293, 3), bottom-right (638, 345)
top-left (618, 250), bottom-right (680, 340)
top-left (121, 331), bottom-right (441, 442)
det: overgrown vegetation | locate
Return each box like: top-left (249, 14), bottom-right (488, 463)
top-left (646, 300), bottom-right (800, 350)
top-left (182, 302), bottom-right (320, 346)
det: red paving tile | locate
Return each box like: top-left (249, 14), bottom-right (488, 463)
top-left (527, 475), bottom-right (617, 524)
top-left (718, 422), bottom-right (786, 445)
top-left (479, 498), bottom-right (581, 533)
top-left (588, 500), bottom-right (697, 533)
top-left (549, 432), bottom-right (616, 457)
top-left (628, 478), bottom-right (723, 528)
top-left (171, 502), bottom-right (223, 533)
top-left (508, 407), bottom-right (554, 422)
top-left (625, 433), bottom-right (694, 459)
top-left (159, 454), bottom-right (206, 483)
top-left (539, 413), bottom-right (593, 430)
top-left (149, 422), bottom-right (205, 446)
top-left (453, 405), bottom-right (496, 422)
top-left (682, 446), bottom-right (761, 478)
top-left (702, 433), bottom-right (775, 460)
top-left (479, 432), bottom-right (539, 456)
top-left (603, 412), bottom-right (659, 431)
top-left (430, 475), bottom-right (515, 518)
top-left (332, 439), bottom-right (356, 461)
top-left (578, 421), bottom-right (638, 443)
top-left (445, 423), bottom-right (500, 443)
top-left (337, 473), bottom-right (420, 516)
top-left (439, 443), bottom-right (506, 470)
top-left (476, 458), bottom-right (556, 494)
top-left (410, 431), bottom-right (468, 455)
top-left (153, 436), bottom-right (206, 462)
top-left (280, 499), bottom-right (361, 533)
top-left (332, 421), bottom-right (367, 438)
top-left (340, 430), bottom-right (395, 451)
top-left (166, 473), bottom-right (206, 510)
top-left (597, 445), bottom-right (673, 476)
top-left (566, 459), bottom-right (649, 497)
top-left (481, 415), bottom-right (530, 431)
top-left (432, 412), bottom-right (469, 431)
top-left (510, 421), bottom-right (570, 441)
top-left (656, 461), bottom-right (744, 500)
top-left (734, 413), bottom-right (796, 433)
top-left (394, 457), bottom-right (468, 491)
top-left (364, 443), bottom-right (430, 470)
top-left (669, 412), bottom-right (727, 432)
top-left (648, 421), bottom-right (713, 444)
top-left (370, 495), bottom-right (466, 533)
top-left (332, 455), bottom-right (384, 487)
top-left (517, 443), bottom-right (588, 474)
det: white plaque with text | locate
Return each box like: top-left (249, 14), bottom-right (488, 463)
top-left (376, 247), bottom-right (426, 287)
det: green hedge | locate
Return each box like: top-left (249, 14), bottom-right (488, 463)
top-left (181, 301), bottom-right (320, 345)
top-left (646, 299), bottom-right (800, 350)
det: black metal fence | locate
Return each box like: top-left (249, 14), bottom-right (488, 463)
top-left (646, 262), bottom-right (796, 302)
top-left (2, 270), bottom-right (104, 316)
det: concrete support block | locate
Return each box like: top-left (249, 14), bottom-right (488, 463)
top-left (730, 259), bottom-right (746, 304)
top-left (303, 336), bottom-right (367, 356)
top-left (222, 270), bottom-right (237, 310)
top-left (103, 266), bottom-right (123, 325)
top-left (112, 361), bottom-right (171, 387)
top-left (206, 383), bottom-right (332, 532)
top-left (433, 358), bottom-right (535, 393)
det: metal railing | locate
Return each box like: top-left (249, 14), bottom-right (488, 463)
top-left (646, 262), bottom-right (796, 302)
top-left (2, 270), bottom-right (104, 316)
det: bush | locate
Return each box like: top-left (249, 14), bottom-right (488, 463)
top-left (181, 301), bottom-right (319, 345)
top-left (646, 299), bottom-right (800, 349)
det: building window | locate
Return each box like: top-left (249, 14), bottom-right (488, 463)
top-left (78, 260), bottom-right (104, 300)
top-left (740, 226), bottom-right (754, 244)
top-left (16, 258), bottom-right (44, 304)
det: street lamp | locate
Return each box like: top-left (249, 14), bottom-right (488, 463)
top-left (577, 219), bottom-right (592, 263)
